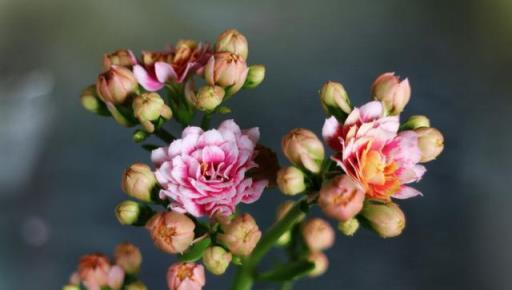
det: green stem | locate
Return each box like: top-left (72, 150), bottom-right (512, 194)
top-left (230, 198), bottom-right (310, 290)
top-left (201, 112), bottom-right (213, 130)
top-left (280, 281), bottom-right (294, 290)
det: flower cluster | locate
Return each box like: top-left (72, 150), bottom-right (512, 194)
top-left (63, 243), bottom-right (144, 290)
top-left (74, 28), bottom-right (444, 290)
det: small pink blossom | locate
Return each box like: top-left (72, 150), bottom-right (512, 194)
top-left (133, 40), bottom-right (211, 91)
top-left (322, 101), bottom-right (425, 200)
top-left (167, 262), bottom-right (205, 290)
top-left (152, 119), bottom-right (268, 217)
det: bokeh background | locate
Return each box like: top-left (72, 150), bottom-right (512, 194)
top-left (1, 0), bottom-right (511, 289)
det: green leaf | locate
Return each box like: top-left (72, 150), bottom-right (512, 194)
top-left (177, 237), bottom-right (211, 262)
top-left (256, 260), bottom-right (315, 281)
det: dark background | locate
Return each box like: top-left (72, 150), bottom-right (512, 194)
top-left (1, 0), bottom-right (511, 289)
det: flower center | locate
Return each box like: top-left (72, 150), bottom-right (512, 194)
top-left (200, 162), bottom-right (228, 182)
top-left (176, 264), bottom-right (194, 281)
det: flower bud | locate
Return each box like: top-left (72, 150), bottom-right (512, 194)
top-left (115, 200), bottom-right (154, 226)
top-left (194, 85), bottom-right (225, 111)
top-left (282, 129), bottom-right (325, 174)
top-left (400, 115), bottom-right (430, 130)
top-left (307, 251), bottom-right (329, 277)
top-left (132, 92), bottom-right (172, 133)
top-left (302, 218), bottom-right (335, 251)
top-left (215, 29), bottom-right (249, 60)
top-left (133, 129), bottom-right (150, 143)
top-left (80, 85), bottom-right (110, 116)
top-left (62, 285), bottom-right (81, 290)
top-left (125, 281), bottom-right (148, 290)
top-left (243, 65), bottom-right (265, 89)
top-left (217, 213), bottom-right (261, 257)
top-left (319, 81), bottom-right (352, 120)
top-left (114, 242), bottom-right (142, 274)
top-left (360, 201), bottom-right (406, 238)
top-left (121, 163), bottom-right (157, 202)
top-left (202, 246), bottom-right (232, 275)
top-left (415, 127), bottom-right (444, 162)
top-left (167, 262), bottom-right (205, 290)
top-left (204, 52), bottom-right (249, 96)
top-left (337, 218), bottom-right (359, 237)
top-left (146, 211), bottom-right (196, 254)
top-left (318, 175), bottom-right (365, 222)
top-left (103, 49), bottom-right (137, 70)
top-left (107, 265), bottom-right (125, 290)
top-left (78, 254), bottom-right (111, 290)
top-left (371, 72), bottom-right (411, 116)
top-left (96, 65), bottom-right (138, 105)
top-left (277, 166), bottom-right (306, 195)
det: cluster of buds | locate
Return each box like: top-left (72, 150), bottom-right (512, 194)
top-left (62, 243), bottom-right (145, 290)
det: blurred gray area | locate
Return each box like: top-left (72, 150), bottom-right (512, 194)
top-left (1, 0), bottom-right (511, 289)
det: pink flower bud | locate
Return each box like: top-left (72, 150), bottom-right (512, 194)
top-left (319, 81), bottom-right (352, 119)
top-left (415, 127), bottom-right (444, 162)
top-left (217, 213), bottom-right (261, 257)
top-left (78, 254), bottom-right (111, 290)
top-left (215, 29), bottom-right (249, 60)
top-left (121, 163), bottom-right (157, 202)
top-left (204, 52), bottom-right (249, 96)
top-left (307, 251), bottom-right (329, 277)
top-left (371, 72), bottom-right (411, 115)
top-left (107, 265), bottom-right (125, 290)
top-left (282, 129), bottom-right (325, 174)
top-left (146, 211), bottom-right (196, 254)
top-left (103, 49), bottom-right (137, 70)
top-left (302, 218), bottom-right (335, 251)
top-left (167, 262), bottom-right (205, 290)
top-left (114, 242), bottom-right (142, 274)
top-left (202, 246), bottom-right (232, 275)
top-left (132, 92), bottom-right (173, 132)
top-left (277, 166), bottom-right (306, 195)
top-left (96, 65), bottom-right (138, 105)
top-left (360, 201), bottom-right (406, 238)
top-left (318, 175), bottom-right (365, 222)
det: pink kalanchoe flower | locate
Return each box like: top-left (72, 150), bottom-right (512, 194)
top-left (167, 262), bottom-right (205, 290)
top-left (152, 119), bottom-right (268, 217)
top-left (133, 40), bottom-right (212, 91)
top-left (322, 101), bottom-right (426, 200)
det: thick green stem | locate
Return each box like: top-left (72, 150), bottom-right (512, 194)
top-left (230, 199), bottom-right (310, 290)
top-left (200, 112), bottom-right (213, 130)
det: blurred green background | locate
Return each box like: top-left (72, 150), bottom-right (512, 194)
top-left (1, 0), bottom-right (511, 289)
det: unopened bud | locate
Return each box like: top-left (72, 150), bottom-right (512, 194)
top-left (103, 49), bottom-right (137, 70)
top-left (96, 66), bottom-right (138, 105)
top-left (319, 81), bottom-right (352, 120)
top-left (415, 127), bottom-right (444, 162)
top-left (217, 213), bottom-right (261, 257)
top-left (132, 92), bottom-right (172, 133)
top-left (360, 201), bottom-right (406, 238)
top-left (401, 115), bottom-right (430, 130)
top-left (203, 246), bottom-right (232, 275)
top-left (146, 211), bottom-right (196, 254)
top-left (371, 72), bottom-right (411, 116)
top-left (115, 200), bottom-right (154, 226)
top-left (338, 218), bottom-right (359, 236)
top-left (243, 65), bottom-right (265, 89)
top-left (318, 175), bottom-right (365, 222)
top-left (121, 163), bottom-right (157, 202)
top-left (133, 129), bottom-right (150, 143)
top-left (307, 252), bottom-right (329, 277)
top-left (282, 129), bottom-right (324, 174)
top-left (80, 85), bottom-right (110, 116)
top-left (125, 281), bottom-right (148, 290)
top-left (277, 167), bottom-right (306, 195)
top-left (204, 52), bottom-right (248, 97)
top-left (62, 285), bottom-right (81, 290)
top-left (114, 243), bottom-right (142, 274)
top-left (302, 218), bottom-right (335, 251)
top-left (215, 29), bottom-right (249, 60)
top-left (194, 85), bottom-right (225, 111)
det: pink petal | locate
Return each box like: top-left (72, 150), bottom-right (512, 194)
top-left (202, 145), bottom-right (225, 163)
top-left (107, 266), bottom-right (125, 290)
top-left (151, 146), bottom-right (169, 166)
top-left (218, 119), bottom-right (242, 136)
top-left (154, 61), bottom-right (177, 83)
top-left (243, 127), bottom-right (260, 143)
top-left (322, 116), bottom-right (343, 151)
top-left (240, 179), bottom-right (267, 203)
top-left (133, 64), bottom-right (164, 91)
top-left (392, 186), bottom-right (423, 199)
top-left (359, 101), bottom-right (383, 121)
